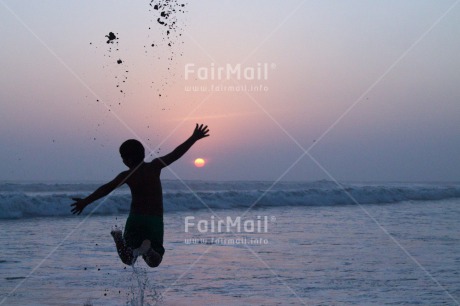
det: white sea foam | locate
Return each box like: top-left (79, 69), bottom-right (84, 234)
top-left (0, 181), bottom-right (459, 219)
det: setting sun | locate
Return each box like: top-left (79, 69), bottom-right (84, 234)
top-left (194, 158), bottom-right (206, 168)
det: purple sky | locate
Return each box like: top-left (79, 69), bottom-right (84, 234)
top-left (0, 0), bottom-right (459, 182)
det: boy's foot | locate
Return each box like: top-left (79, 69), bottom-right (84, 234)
top-left (133, 239), bottom-right (151, 258)
top-left (143, 247), bottom-right (162, 268)
top-left (110, 229), bottom-right (123, 243)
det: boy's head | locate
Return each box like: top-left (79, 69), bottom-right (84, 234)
top-left (119, 139), bottom-right (145, 168)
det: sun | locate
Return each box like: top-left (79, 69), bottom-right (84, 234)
top-left (194, 158), bottom-right (206, 168)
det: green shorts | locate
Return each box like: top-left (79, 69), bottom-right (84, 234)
top-left (124, 214), bottom-right (165, 257)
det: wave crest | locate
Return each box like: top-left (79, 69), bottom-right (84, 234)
top-left (1, 182), bottom-right (459, 219)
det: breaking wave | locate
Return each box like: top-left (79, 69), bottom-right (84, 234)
top-left (0, 181), bottom-right (459, 219)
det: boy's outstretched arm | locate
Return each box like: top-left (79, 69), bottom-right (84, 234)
top-left (70, 172), bottom-right (128, 215)
top-left (155, 124), bottom-right (209, 168)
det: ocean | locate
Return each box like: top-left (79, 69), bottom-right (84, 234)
top-left (0, 181), bottom-right (459, 305)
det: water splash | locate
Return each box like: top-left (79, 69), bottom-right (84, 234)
top-left (127, 263), bottom-right (163, 306)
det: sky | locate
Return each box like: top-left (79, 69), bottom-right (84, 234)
top-left (0, 0), bottom-right (459, 182)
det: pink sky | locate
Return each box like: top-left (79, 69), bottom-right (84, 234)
top-left (0, 0), bottom-right (459, 182)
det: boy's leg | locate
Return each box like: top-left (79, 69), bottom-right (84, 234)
top-left (130, 239), bottom-right (162, 267)
top-left (133, 239), bottom-right (151, 258)
top-left (111, 229), bottom-right (135, 265)
top-left (143, 245), bottom-right (162, 268)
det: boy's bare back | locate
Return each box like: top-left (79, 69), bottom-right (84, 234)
top-left (122, 160), bottom-right (164, 216)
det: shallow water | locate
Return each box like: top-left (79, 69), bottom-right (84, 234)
top-left (0, 199), bottom-right (459, 305)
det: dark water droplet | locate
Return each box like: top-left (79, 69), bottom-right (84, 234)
top-left (105, 32), bottom-right (117, 44)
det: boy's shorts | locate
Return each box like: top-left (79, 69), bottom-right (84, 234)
top-left (123, 214), bottom-right (165, 257)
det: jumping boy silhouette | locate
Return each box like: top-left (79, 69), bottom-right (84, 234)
top-left (71, 124), bottom-right (209, 267)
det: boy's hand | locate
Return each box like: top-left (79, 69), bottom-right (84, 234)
top-left (70, 198), bottom-right (88, 215)
top-left (192, 123), bottom-right (210, 141)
